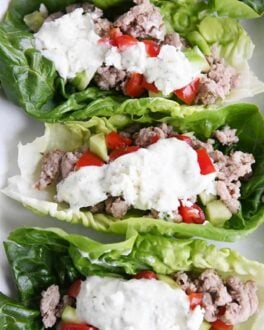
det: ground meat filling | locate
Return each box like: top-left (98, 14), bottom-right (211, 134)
top-left (192, 126), bottom-right (255, 213)
top-left (114, 0), bottom-right (166, 41)
top-left (195, 53), bottom-right (240, 105)
top-left (211, 150), bottom-right (255, 213)
top-left (40, 285), bottom-right (61, 328)
top-left (95, 66), bottom-right (128, 91)
top-left (162, 32), bottom-right (186, 49)
top-left (35, 150), bottom-right (81, 190)
top-left (35, 150), bottom-right (65, 190)
top-left (133, 123), bottom-right (172, 147)
top-left (105, 196), bottom-right (129, 218)
top-left (175, 269), bottom-right (258, 325)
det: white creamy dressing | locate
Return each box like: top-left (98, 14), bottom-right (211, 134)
top-left (34, 8), bottom-right (105, 79)
top-left (56, 138), bottom-right (216, 212)
top-left (76, 276), bottom-right (204, 330)
top-left (34, 8), bottom-right (199, 93)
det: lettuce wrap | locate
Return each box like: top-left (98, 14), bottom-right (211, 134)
top-left (2, 103), bottom-right (264, 242)
top-left (0, 0), bottom-right (263, 122)
top-left (2, 226), bottom-right (264, 329)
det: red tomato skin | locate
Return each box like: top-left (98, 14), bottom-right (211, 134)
top-left (196, 148), bottom-right (215, 175)
top-left (106, 132), bottom-right (132, 150)
top-left (142, 77), bottom-right (159, 93)
top-left (75, 152), bottom-right (104, 169)
top-left (179, 203), bottom-right (205, 224)
top-left (59, 322), bottom-right (98, 330)
top-left (109, 146), bottom-right (140, 161)
top-left (109, 27), bottom-right (122, 46)
top-left (142, 39), bottom-right (160, 57)
top-left (188, 292), bottom-right (203, 310)
top-left (125, 73), bottom-right (145, 98)
top-left (67, 279), bottom-right (81, 299)
top-left (134, 270), bottom-right (158, 280)
top-left (115, 35), bottom-right (138, 51)
top-left (174, 78), bottom-right (200, 105)
top-left (211, 319), bottom-right (233, 330)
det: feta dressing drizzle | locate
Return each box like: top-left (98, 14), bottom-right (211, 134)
top-left (56, 138), bottom-right (216, 212)
top-left (34, 8), bottom-right (199, 94)
top-left (76, 276), bottom-right (204, 330)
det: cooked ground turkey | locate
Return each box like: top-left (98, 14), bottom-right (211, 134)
top-left (40, 284), bottom-right (60, 328)
top-left (105, 196), bottom-right (129, 218)
top-left (133, 123), bottom-right (173, 147)
top-left (214, 126), bottom-right (239, 146)
top-left (114, 0), bottom-right (166, 41)
top-left (193, 126), bottom-right (255, 213)
top-left (211, 150), bottom-right (255, 213)
top-left (95, 66), bottom-right (128, 91)
top-left (195, 52), bottom-right (240, 105)
top-left (162, 32), bottom-right (186, 49)
top-left (35, 150), bottom-right (81, 190)
top-left (175, 269), bottom-right (258, 325)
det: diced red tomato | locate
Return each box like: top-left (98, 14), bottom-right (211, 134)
top-left (174, 78), bottom-right (200, 105)
top-left (59, 323), bottom-right (98, 330)
top-left (142, 77), bottom-right (159, 93)
top-left (106, 132), bottom-right (132, 150)
top-left (150, 133), bottom-right (161, 144)
top-left (67, 279), bottom-right (81, 299)
top-left (196, 148), bottom-right (215, 175)
top-left (179, 203), bottom-right (205, 224)
top-left (109, 146), bottom-right (140, 161)
top-left (134, 270), bottom-right (158, 280)
top-left (109, 27), bottom-right (123, 46)
top-left (142, 39), bottom-right (160, 57)
top-left (115, 35), bottom-right (138, 51)
top-left (188, 292), bottom-right (203, 310)
top-left (75, 151), bottom-right (104, 169)
top-left (125, 73), bottom-right (145, 97)
top-left (211, 320), bottom-right (233, 330)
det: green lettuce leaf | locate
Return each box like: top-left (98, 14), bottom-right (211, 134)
top-left (2, 104), bottom-right (264, 241)
top-left (0, 292), bottom-right (42, 330)
top-left (0, 0), bottom-right (263, 121)
top-left (4, 227), bottom-right (264, 329)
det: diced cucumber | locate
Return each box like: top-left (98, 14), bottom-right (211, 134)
top-left (24, 11), bottom-right (46, 32)
top-left (199, 321), bottom-right (211, 330)
top-left (184, 46), bottom-right (210, 72)
top-left (158, 275), bottom-right (179, 289)
top-left (89, 133), bottom-right (109, 162)
top-left (199, 191), bottom-right (217, 206)
top-left (61, 306), bottom-right (81, 323)
top-left (71, 70), bottom-right (91, 91)
top-left (206, 200), bottom-right (232, 227)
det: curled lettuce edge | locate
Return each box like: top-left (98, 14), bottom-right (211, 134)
top-left (2, 104), bottom-right (264, 242)
top-left (0, 0), bottom-right (263, 121)
top-left (3, 226), bottom-right (264, 330)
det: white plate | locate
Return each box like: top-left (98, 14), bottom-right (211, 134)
top-left (0, 2), bottom-right (263, 297)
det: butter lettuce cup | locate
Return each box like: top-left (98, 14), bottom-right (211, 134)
top-left (2, 227), bottom-right (264, 330)
top-left (2, 103), bottom-right (264, 242)
top-left (0, 0), bottom-right (264, 121)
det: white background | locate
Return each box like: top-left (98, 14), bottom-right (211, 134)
top-left (0, 1), bottom-right (263, 297)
